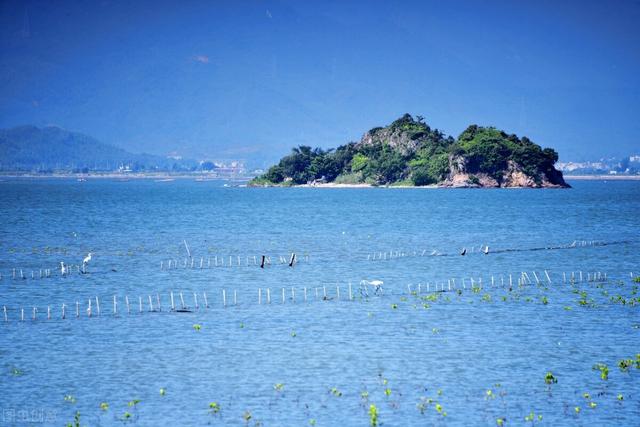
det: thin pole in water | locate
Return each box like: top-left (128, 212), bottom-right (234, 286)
top-left (304, 287), bottom-right (307, 302)
top-left (47, 306), bottom-right (51, 320)
top-left (76, 301), bottom-right (79, 318)
top-left (138, 296), bottom-right (142, 313)
top-left (193, 293), bottom-right (198, 310)
top-left (203, 292), bottom-right (209, 308)
top-left (3, 306), bottom-right (7, 322)
top-left (62, 304), bottom-right (66, 319)
top-left (95, 297), bottom-right (100, 316)
top-left (222, 290), bottom-right (226, 307)
top-left (291, 287), bottom-right (295, 303)
top-left (258, 288), bottom-right (262, 304)
top-left (113, 295), bottom-right (117, 315)
top-left (267, 288), bottom-right (271, 304)
top-left (336, 285), bottom-right (340, 300)
top-left (88, 299), bottom-right (92, 318)
top-left (179, 293), bottom-right (186, 310)
top-left (21, 308), bottom-right (24, 321)
top-left (234, 290), bottom-right (237, 305)
top-left (282, 288), bottom-right (285, 304)
top-left (170, 292), bottom-right (175, 311)
top-left (348, 282), bottom-right (352, 300)
top-left (156, 294), bottom-right (161, 311)
top-left (126, 296), bottom-right (131, 314)
top-left (149, 295), bottom-right (154, 311)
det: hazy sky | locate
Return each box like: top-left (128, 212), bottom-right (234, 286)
top-left (1, 0), bottom-right (639, 165)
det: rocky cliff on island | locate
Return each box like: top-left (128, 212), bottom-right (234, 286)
top-left (251, 114), bottom-right (569, 188)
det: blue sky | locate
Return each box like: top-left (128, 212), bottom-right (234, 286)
top-left (1, 0), bottom-right (639, 165)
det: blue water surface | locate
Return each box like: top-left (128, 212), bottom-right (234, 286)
top-left (0, 178), bottom-right (638, 426)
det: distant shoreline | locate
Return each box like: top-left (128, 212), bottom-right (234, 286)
top-left (0, 173), bottom-right (253, 180)
top-left (564, 175), bottom-right (640, 181)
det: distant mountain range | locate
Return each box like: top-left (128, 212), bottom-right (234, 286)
top-left (0, 125), bottom-right (196, 172)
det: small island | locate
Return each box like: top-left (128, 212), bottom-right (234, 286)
top-left (251, 114), bottom-right (569, 188)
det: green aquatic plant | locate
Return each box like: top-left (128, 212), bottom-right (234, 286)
top-left (99, 402), bottom-right (109, 411)
top-left (593, 363), bottom-right (609, 380)
top-left (588, 401), bottom-right (597, 409)
top-left (274, 383), bottom-right (285, 392)
top-left (65, 411), bottom-right (81, 427)
top-left (574, 406), bottom-right (581, 414)
top-left (242, 410), bottom-right (252, 425)
top-left (128, 399), bottom-right (141, 407)
top-left (384, 387), bottom-right (392, 397)
top-left (496, 417), bottom-right (505, 426)
top-left (541, 296), bottom-right (548, 305)
top-left (582, 392), bottom-right (590, 399)
top-left (290, 331), bottom-right (297, 337)
top-left (193, 324), bottom-right (202, 331)
top-left (309, 419), bottom-right (316, 426)
top-left (209, 401), bottom-right (221, 415)
top-left (160, 388), bottom-right (166, 396)
top-left (617, 394), bottom-right (624, 401)
top-left (391, 303), bottom-right (398, 309)
top-left (618, 359), bottom-right (634, 372)
top-left (632, 276), bottom-right (640, 283)
top-left (544, 372), bottom-right (557, 384)
top-left (485, 389), bottom-right (495, 399)
top-left (330, 387), bottom-right (342, 397)
top-left (416, 397), bottom-right (433, 414)
top-left (369, 404), bottom-right (379, 426)
top-left (64, 395), bottom-right (76, 404)
top-left (482, 293), bottom-right (491, 302)
top-left (122, 411), bottom-right (132, 421)
top-left (240, 322), bottom-right (245, 328)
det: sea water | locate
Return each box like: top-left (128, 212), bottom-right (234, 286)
top-left (0, 178), bottom-right (638, 426)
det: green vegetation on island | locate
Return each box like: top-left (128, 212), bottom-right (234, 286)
top-left (251, 114), bottom-right (568, 188)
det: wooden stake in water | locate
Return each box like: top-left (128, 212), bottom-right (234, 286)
top-left (203, 292), bottom-right (209, 308)
top-left (149, 295), bottom-right (154, 311)
top-left (304, 287), bottom-right (307, 302)
top-left (348, 283), bottom-right (352, 300)
top-left (47, 306), bottom-right (51, 320)
top-left (32, 307), bottom-right (37, 320)
top-left (113, 295), bottom-right (117, 315)
top-left (62, 304), bottom-right (66, 319)
top-left (193, 293), bottom-right (198, 310)
top-left (170, 292), bottom-right (175, 311)
top-left (267, 288), bottom-right (271, 304)
top-left (179, 293), bottom-right (186, 310)
top-left (138, 297), bottom-right (142, 313)
top-left (291, 287), bottom-right (295, 302)
top-left (156, 294), bottom-right (161, 311)
top-left (76, 301), bottom-right (79, 318)
top-left (3, 306), bottom-right (7, 322)
top-left (336, 285), bottom-right (340, 300)
top-left (222, 290), bottom-right (226, 307)
top-left (282, 288), bottom-right (285, 303)
top-left (95, 296), bottom-right (100, 316)
top-left (258, 288), bottom-right (262, 304)
top-left (234, 290), bottom-right (237, 305)
top-left (21, 308), bottom-right (24, 321)
top-left (88, 299), bottom-right (92, 317)
top-left (126, 296), bottom-right (131, 314)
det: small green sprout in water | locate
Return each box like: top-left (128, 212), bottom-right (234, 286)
top-left (593, 363), bottom-right (609, 380)
top-left (160, 388), bottom-right (166, 396)
top-left (541, 296), bottom-right (549, 305)
top-left (290, 331), bottom-right (297, 337)
top-left (575, 406), bottom-right (581, 413)
top-left (369, 404), bottom-right (379, 426)
top-left (524, 411), bottom-right (535, 422)
top-left (618, 359), bottom-right (634, 372)
top-left (240, 322), bottom-right (245, 328)
top-left (242, 410), bottom-right (252, 424)
top-left (309, 419), bottom-right (316, 426)
top-left (127, 399), bottom-right (140, 407)
top-left (64, 395), bottom-right (76, 404)
top-left (432, 328), bottom-right (440, 334)
top-left (583, 392), bottom-right (590, 399)
top-left (99, 402), bottom-right (109, 411)
top-left (482, 293), bottom-right (491, 302)
top-left (193, 324), bottom-right (202, 331)
top-left (274, 383), bottom-right (285, 392)
top-left (617, 394), bottom-right (624, 401)
top-left (437, 389), bottom-right (443, 396)
top-left (361, 391), bottom-right (369, 400)
top-left (544, 372), bottom-right (558, 384)
top-left (384, 388), bottom-right (391, 397)
top-left (66, 410), bottom-right (81, 427)
top-left (588, 401), bottom-right (597, 409)
top-left (10, 367), bottom-right (24, 376)
top-left (209, 402), bottom-right (221, 414)
top-left (122, 412), bottom-right (132, 421)
top-left (563, 306), bottom-right (573, 310)
top-left (486, 389), bottom-right (495, 399)
top-left (391, 304), bottom-right (398, 309)
top-left (496, 417), bottom-right (505, 426)
top-left (330, 387), bottom-right (342, 397)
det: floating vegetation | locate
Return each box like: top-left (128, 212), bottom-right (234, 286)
top-left (544, 372), bottom-right (558, 384)
top-left (329, 387), bottom-right (342, 397)
top-left (160, 388), bottom-right (166, 396)
top-left (63, 395), bottom-right (76, 404)
top-left (273, 383), bottom-right (285, 392)
top-left (368, 404), bottom-right (379, 426)
top-left (592, 363), bottom-right (609, 380)
top-left (65, 410), bottom-right (81, 427)
top-left (208, 401), bottom-right (221, 415)
top-left (193, 324), bottom-right (202, 331)
top-left (99, 402), bottom-right (109, 411)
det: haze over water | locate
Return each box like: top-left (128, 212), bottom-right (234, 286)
top-left (0, 178), bottom-right (638, 425)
